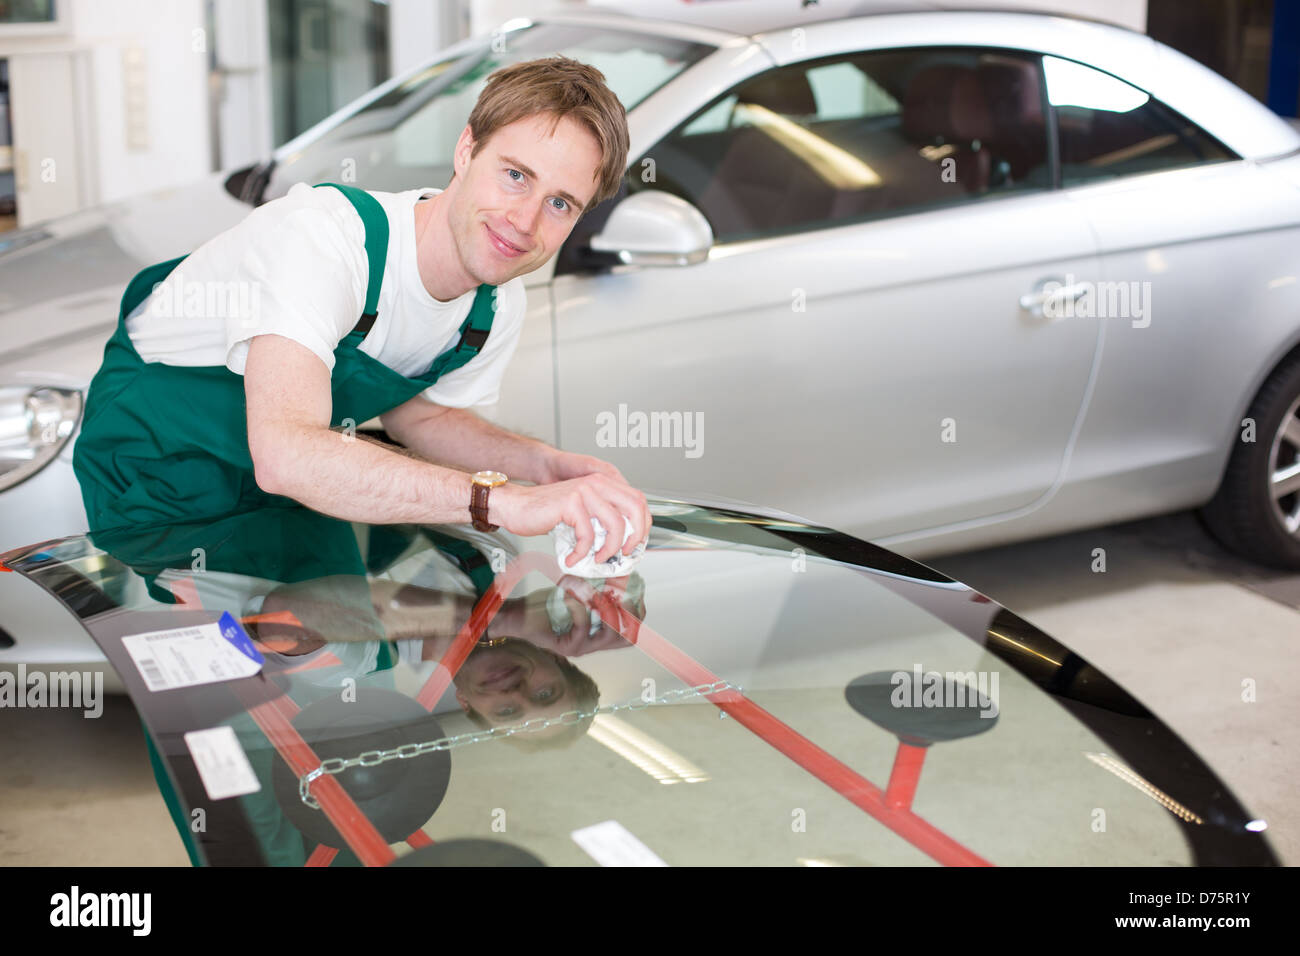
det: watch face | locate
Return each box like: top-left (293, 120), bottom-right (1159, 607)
top-left (473, 470), bottom-right (508, 486)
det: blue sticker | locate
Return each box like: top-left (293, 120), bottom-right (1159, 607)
top-left (218, 611), bottom-right (265, 665)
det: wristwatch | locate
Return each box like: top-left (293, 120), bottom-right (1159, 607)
top-left (470, 470), bottom-right (508, 532)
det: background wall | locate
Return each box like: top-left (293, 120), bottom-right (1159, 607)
top-left (0, 0), bottom-right (210, 226)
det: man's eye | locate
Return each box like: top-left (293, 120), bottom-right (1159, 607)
top-left (550, 197), bottom-right (568, 212)
top-left (534, 687), bottom-right (555, 703)
top-left (506, 169), bottom-right (523, 182)
top-left (495, 705), bottom-right (518, 717)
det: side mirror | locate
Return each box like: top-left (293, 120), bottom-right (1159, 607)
top-left (589, 191), bottom-right (713, 267)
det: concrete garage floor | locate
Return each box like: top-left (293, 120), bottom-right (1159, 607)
top-left (0, 509), bottom-right (1295, 867)
top-left (0, 696), bottom-right (189, 865)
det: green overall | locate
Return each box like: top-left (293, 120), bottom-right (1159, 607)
top-left (71, 182), bottom-right (499, 865)
top-left (73, 181), bottom-right (498, 559)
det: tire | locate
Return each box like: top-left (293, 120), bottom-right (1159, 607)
top-left (1200, 353), bottom-right (1300, 569)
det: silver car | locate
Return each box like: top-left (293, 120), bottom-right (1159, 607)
top-left (3, 0), bottom-right (1300, 572)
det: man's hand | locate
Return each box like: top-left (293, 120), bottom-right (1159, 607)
top-left (540, 449), bottom-right (627, 485)
top-left (508, 579), bottom-right (645, 657)
top-left (244, 336), bottom-right (654, 546)
top-left (491, 473), bottom-right (651, 567)
top-left (258, 574), bottom-right (386, 646)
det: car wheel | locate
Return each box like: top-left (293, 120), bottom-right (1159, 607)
top-left (1200, 353), bottom-right (1300, 569)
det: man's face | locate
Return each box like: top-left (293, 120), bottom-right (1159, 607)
top-left (454, 639), bottom-right (573, 726)
top-left (447, 111), bottom-right (602, 285)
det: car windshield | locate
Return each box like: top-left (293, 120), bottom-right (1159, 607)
top-left (264, 22), bottom-right (715, 201)
top-left (2, 499), bottom-right (1273, 867)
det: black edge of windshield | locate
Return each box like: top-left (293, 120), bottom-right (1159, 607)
top-left (0, 552), bottom-right (262, 864)
top-left (655, 508), bottom-right (1278, 866)
top-left (981, 608), bottom-right (1277, 865)
top-left (653, 505), bottom-right (955, 583)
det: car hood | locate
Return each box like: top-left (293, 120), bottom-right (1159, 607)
top-left (0, 495), bottom-right (1278, 867)
top-left (0, 170), bottom-right (252, 388)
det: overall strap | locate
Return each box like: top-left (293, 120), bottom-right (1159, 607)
top-left (314, 182), bottom-right (388, 335)
top-left (423, 528), bottom-right (495, 597)
top-left (424, 284), bottom-right (498, 381)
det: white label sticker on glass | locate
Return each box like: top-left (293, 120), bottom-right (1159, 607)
top-left (184, 726), bottom-right (261, 801)
top-left (122, 620), bottom-right (262, 692)
top-left (571, 820), bottom-right (667, 867)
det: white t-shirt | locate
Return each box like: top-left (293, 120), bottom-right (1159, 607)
top-left (124, 182), bottom-right (526, 408)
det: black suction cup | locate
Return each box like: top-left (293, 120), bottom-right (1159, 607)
top-left (272, 687), bottom-right (451, 846)
top-left (389, 839), bottom-right (545, 867)
top-left (845, 670), bottom-right (998, 746)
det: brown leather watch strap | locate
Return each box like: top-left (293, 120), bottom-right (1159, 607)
top-left (470, 482), bottom-right (497, 532)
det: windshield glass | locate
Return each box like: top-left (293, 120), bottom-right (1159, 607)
top-left (3, 500), bottom-right (1273, 867)
top-left (265, 22), bottom-right (714, 200)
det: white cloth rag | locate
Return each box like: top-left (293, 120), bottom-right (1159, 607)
top-left (551, 516), bottom-right (646, 578)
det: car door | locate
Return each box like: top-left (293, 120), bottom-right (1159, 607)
top-left (1041, 55), bottom-right (1300, 507)
top-left (550, 46), bottom-right (1103, 542)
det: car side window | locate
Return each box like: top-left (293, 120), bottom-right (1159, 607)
top-left (1043, 56), bottom-right (1235, 186)
top-left (630, 47), bottom-right (1051, 243)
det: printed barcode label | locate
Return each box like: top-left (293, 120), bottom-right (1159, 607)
top-left (122, 620), bottom-right (262, 692)
top-left (137, 658), bottom-right (164, 691)
top-left (142, 627), bottom-right (205, 642)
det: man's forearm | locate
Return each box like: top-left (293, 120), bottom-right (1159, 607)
top-left (255, 426), bottom-right (479, 525)
top-left (390, 405), bottom-right (555, 483)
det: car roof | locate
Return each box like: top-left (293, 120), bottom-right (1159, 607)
top-left (555, 1), bottom-right (1299, 160)
top-left (581, 0), bottom-right (1142, 39)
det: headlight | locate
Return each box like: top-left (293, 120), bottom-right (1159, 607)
top-left (0, 386), bottom-right (83, 492)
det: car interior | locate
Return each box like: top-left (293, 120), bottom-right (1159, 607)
top-left (636, 49), bottom-right (1054, 241)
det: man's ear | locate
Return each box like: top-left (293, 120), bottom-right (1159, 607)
top-left (455, 688), bottom-right (470, 711)
top-left (453, 124), bottom-right (476, 178)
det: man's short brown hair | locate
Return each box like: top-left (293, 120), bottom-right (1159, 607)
top-left (462, 55), bottom-right (629, 210)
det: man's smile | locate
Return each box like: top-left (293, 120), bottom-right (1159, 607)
top-left (485, 223), bottom-right (527, 258)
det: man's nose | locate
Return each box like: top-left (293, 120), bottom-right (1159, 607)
top-left (484, 686), bottom-right (525, 717)
top-left (506, 197), bottom-right (543, 238)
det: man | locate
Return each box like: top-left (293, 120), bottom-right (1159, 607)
top-left (73, 55), bottom-right (648, 570)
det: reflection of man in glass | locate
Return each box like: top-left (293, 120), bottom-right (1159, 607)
top-left (455, 637), bottom-right (599, 736)
top-left (254, 572), bottom-right (643, 745)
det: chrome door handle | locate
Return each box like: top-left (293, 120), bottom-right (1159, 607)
top-left (1020, 279), bottom-right (1089, 318)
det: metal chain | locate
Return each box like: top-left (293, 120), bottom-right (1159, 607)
top-left (298, 679), bottom-right (741, 808)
